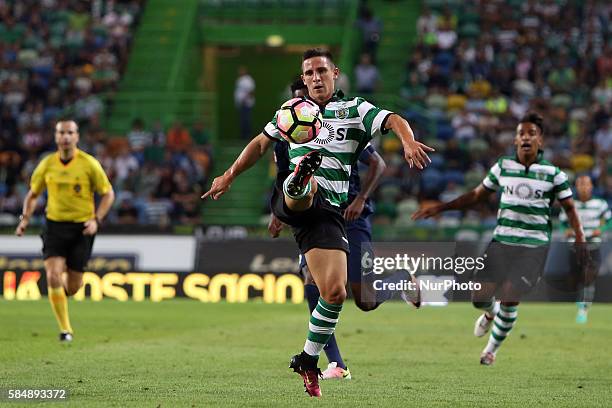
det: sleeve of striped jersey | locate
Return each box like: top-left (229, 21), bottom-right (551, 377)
top-left (357, 99), bottom-right (393, 140)
top-left (29, 156), bottom-right (47, 194)
top-left (482, 162), bottom-right (501, 191)
top-left (90, 158), bottom-right (112, 195)
top-left (552, 170), bottom-right (572, 200)
top-left (262, 112), bottom-right (283, 142)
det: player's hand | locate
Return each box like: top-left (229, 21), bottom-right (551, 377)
top-left (15, 218), bottom-right (28, 236)
top-left (268, 214), bottom-right (284, 238)
top-left (344, 196), bottom-right (365, 222)
top-left (83, 218), bottom-right (98, 235)
top-left (201, 173), bottom-right (233, 201)
top-left (411, 204), bottom-right (441, 220)
top-left (403, 140), bottom-right (434, 170)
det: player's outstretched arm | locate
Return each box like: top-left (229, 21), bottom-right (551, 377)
top-left (560, 198), bottom-right (586, 244)
top-left (384, 114), bottom-right (434, 169)
top-left (201, 134), bottom-right (272, 200)
top-left (412, 184), bottom-right (493, 220)
top-left (15, 189), bottom-right (39, 236)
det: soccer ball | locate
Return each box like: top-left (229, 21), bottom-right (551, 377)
top-left (275, 98), bottom-right (322, 144)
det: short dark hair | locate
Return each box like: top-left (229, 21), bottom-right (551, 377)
top-left (56, 118), bottom-right (79, 130)
top-left (302, 48), bottom-right (334, 64)
top-left (290, 77), bottom-right (307, 94)
top-left (519, 112), bottom-right (544, 134)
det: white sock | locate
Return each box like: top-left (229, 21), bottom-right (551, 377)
top-left (283, 173), bottom-right (311, 200)
top-left (484, 304), bottom-right (518, 354)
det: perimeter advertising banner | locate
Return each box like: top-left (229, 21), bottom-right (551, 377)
top-left (0, 270), bottom-right (304, 303)
top-left (1, 237), bottom-right (611, 302)
top-left (0, 236), bottom-right (304, 303)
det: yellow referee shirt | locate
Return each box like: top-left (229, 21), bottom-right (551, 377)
top-left (30, 149), bottom-right (112, 222)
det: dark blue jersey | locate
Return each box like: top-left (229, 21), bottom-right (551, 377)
top-left (274, 140), bottom-right (291, 174)
top-left (274, 141), bottom-right (375, 218)
top-left (347, 144), bottom-right (375, 217)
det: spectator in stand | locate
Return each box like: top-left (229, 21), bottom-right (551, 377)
top-left (417, 6), bottom-right (437, 37)
top-left (387, 0), bottom-right (612, 227)
top-left (354, 53), bottom-right (380, 95)
top-left (166, 121), bottom-right (193, 155)
top-left (127, 118), bottom-right (152, 164)
top-left (356, 7), bottom-right (382, 61)
top-left (234, 66), bottom-right (256, 139)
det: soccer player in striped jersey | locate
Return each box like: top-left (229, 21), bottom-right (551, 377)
top-left (203, 48), bottom-right (433, 396)
top-left (412, 112), bottom-right (586, 365)
top-left (560, 175), bottom-right (611, 323)
top-left (270, 79), bottom-right (420, 381)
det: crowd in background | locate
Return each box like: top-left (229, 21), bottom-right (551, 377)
top-left (1, 0), bottom-right (610, 229)
top-left (370, 0), bottom-right (611, 228)
top-left (0, 0), bottom-right (212, 227)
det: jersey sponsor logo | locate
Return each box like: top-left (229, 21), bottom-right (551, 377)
top-left (315, 123), bottom-right (335, 144)
top-left (504, 183), bottom-right (544, 199)
top-left (335, 106), bottom-right (349, 120)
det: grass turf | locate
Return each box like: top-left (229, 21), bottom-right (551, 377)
top-left (0, 300), bottom-right (611, 407)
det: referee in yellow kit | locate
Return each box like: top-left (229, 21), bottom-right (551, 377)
top-left (15, 120), bottom-right (115, 342)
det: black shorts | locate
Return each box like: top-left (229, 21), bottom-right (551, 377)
top-left (270, 173), bottom-right (349, 254)
top-left (474, 241), bottom-right (549, 294)
top-left (41, 219), bottom-right (95, 272)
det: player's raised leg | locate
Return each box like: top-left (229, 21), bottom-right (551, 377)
top-left (283, 150), bottom-right (322, 209)
top-left (45, 257), bottom-right (73, 342)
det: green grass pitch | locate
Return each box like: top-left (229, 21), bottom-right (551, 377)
top-left (1, 300), bottom-right (611, 407)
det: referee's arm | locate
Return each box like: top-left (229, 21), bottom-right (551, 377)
top-left (15, 189), bottom-right (40, 236)
top-left (83, 188), bottom-right (115, 236)
top-left (96, 189), bottom-right (115, 223)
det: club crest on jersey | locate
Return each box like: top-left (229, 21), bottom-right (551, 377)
top-left (314, 122), bottom-right (335, 144)
top-left (335, 107), bottom-right (349, 120)
top-left (534, 172), bottom-right (547, 181)
top-left (74, 184), bottom-right (81, 193)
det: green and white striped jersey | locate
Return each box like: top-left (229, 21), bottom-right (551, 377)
top-left (560, 197), bottom-right (611, 243)
top-left (482, 153), bottom-right (572, 247)
top-left (263, 91), bottom-right (392, 207)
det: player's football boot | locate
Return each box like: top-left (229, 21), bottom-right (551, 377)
top-left (59, 332), bottom-right (73, 342)
top-left (480, 351), bottom-right (496, 366)
top-left (321, 362), bottom-right (352, 380)
top-left (289, 352), bottom-right (322, 397)
top-left (400, 273), bottom-right (421, 308)
top-left (474, 305), bottom-right (498, 337)
top-left (285, 150), bottom-right (322, 198)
